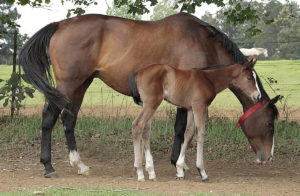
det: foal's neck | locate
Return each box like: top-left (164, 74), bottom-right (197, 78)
top-left (203, 66), bottom-right (236, 93)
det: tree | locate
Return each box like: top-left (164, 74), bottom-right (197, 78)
top-left (150, 0), bottom-right (177, 21)
top-left (0, 1), bottom-right (34, 118)
top-left (275, 2), bottom-right (300, 59)
top-left (106, 2), bottom-right (141, 20)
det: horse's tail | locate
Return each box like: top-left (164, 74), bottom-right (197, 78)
top-left (129, 72), bottom-right (142, 105)
top-left (19, 22), bottom-right (69, 110)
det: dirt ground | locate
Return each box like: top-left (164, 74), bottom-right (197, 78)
top-left (0, 142), bottom-right (299, 196)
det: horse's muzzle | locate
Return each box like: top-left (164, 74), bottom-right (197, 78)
top-left (255, 152), bottom-right (272, 164)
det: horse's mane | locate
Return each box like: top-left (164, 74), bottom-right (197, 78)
top-left (171, 13), bottom-right (248, 64)
top-left (195, 63), bottom-right (234, 70)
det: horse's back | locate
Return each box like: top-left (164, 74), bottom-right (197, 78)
top-left (49, 13), bottom-right (217, 95)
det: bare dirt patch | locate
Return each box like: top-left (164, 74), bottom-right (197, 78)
top-left (0, 143), bottom-right (299, 196)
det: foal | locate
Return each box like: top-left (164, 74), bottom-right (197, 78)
top-left (129, 60), bottom-right (260, 181)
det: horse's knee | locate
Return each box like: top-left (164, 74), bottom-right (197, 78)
top-left (132, 123), bottom-right (144, 140)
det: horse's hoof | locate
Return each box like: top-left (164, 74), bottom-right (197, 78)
top-left (150, 178), bottom-right (157, 181)
top-left (202, 178), bottom-right (209, 182)
top-left (176, 177), bottom-right (184, 181)
top-left (138, 178), bottom-right (145, 182)
top-left (44, 172), bottom-right (59, 178)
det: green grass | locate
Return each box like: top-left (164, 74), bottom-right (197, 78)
top-left (1, 115), bottom-right (298, 163)
top-left (2, 186), bottom-right (154, 196)
top-left (1, 60), bottom-right (300, 110)
top-left (2, 186), bottom-right (254, 196)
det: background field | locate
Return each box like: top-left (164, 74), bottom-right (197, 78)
top-left (1, 60), bottom-right (300, 115)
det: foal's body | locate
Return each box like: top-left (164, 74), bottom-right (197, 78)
top-left (130, 62), bottom-right (259, 181)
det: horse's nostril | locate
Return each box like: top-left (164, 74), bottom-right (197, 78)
top-left (259, 152), bottom-right (267, 162)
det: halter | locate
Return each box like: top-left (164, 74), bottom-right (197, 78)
top-left (236, 99), bottom-right (267, 128)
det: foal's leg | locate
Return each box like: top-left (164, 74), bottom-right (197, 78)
top-left (176, 110), bottom-right (195, 178)
top-left (61, 77), bottom-right (93, 175)
top-left (192, 102), bottom-right (208, 182)
top-left (143, 120), bottom-right (156, 180)
top-left (132, 104), bottom-right (158, 181)
top-left (41, 103), bottom-right (61, 178)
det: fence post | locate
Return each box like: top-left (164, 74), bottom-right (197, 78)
top-left (10, 30), bottom-right (18, 118)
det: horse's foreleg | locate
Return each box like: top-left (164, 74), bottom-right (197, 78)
top-left (176, 110), bottom-right (195, 179)
top-left (41, 103), bottom-right (61, 178)
top-left (61, 77), bottom-right (93, 175)
top-left (192, 103), bottom-right (208, 182)
top-left (143, 120), bottom-right (156, 181)
top-left (171, 108), bottom-right (188, 166)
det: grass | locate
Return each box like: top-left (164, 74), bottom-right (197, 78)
top-left (2, 186), bottom-right (154, 196)
top-left (1, 60), bottom-right (300, 110)
top-left (0, 115), bottom-right (299, 164)
top-left (2, 186), bottom-right (255, 196)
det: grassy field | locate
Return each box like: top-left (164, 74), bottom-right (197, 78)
top-left (1, 60), bottom-right (300, 111)
top-left (1, 114), bottom-right (298, 163)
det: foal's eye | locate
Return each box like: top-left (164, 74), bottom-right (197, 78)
top-left (247, 76), bottom-right (252, 81)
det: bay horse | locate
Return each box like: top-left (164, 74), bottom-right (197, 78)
top-left (129, 61), bottom-right (260, 181)
top-left (19, 13), bottom-right (278, 178)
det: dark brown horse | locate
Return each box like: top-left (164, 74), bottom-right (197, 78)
top-left (19, 13), bottom-right (278, 178)
top-left (129, 61), bottom-right (260, 181)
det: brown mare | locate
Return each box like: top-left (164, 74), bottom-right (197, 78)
top-left (129, 61), bottom-right (260, 181)
top-left (19, 13), bottom-right (279, 178)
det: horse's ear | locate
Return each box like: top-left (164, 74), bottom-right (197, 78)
top-left (244, 58), bottom-right (256, 69)
top-left (269, 95), bottom-right (281, 105)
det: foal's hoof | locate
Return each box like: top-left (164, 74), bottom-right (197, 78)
top-left (150, 178), bottom-right (157, 182)
top-left (44, 172), bottom-right (59, 178)
top-left (176, 177), bottom-right (184, 181)
top-left (138, 178), bottom-right (145, 182)
top-left (79, 170), bottom-right (90, 176)
top-left (202, 178), bottom-right (209, 182)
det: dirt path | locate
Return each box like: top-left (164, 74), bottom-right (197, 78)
top-left (0, 144), bottom-right (299, 195)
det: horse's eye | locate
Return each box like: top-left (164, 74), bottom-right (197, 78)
top-left (266, 122), bottom-right (274, 128)
top-left (247, 76), bottom-right (252, 81)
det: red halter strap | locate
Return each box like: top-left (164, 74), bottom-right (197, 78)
top-left (236, 99), bottom-right (267, 128)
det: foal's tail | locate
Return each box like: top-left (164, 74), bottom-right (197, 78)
top-left (19, 22), bottom-right (68, 110)
top-left (129, 72), bottom-right (142, 105)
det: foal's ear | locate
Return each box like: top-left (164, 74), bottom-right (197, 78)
top-left (244, 58), bottom-right (257, 69)
top-left (269, 95), bottom-right (282, 105)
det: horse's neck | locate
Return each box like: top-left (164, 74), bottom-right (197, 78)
top-left (203, 67), bottom-right (233, 94)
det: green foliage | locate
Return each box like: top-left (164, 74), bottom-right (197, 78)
top-left (150, 0), bottom-right (177, 21)
top-left (0, 72), bottom-right (35, 117)
top-left (0, 0), bottom-right (20, 36)
top-left (107, 2), bottom-right (141, 20)
top-left (4, 0), bottom-right (291, 37)
top-left (201, 0), bottom-right (300, 59)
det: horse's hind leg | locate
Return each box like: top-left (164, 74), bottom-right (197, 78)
top-left (171, 108), bottom-right (188, 166)
top-left (61, 76), bottom-right (94, 175)
top-left (41, 103), bottom-right (61, 178)
top-left (176, 110), bottom-right (195, 179)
